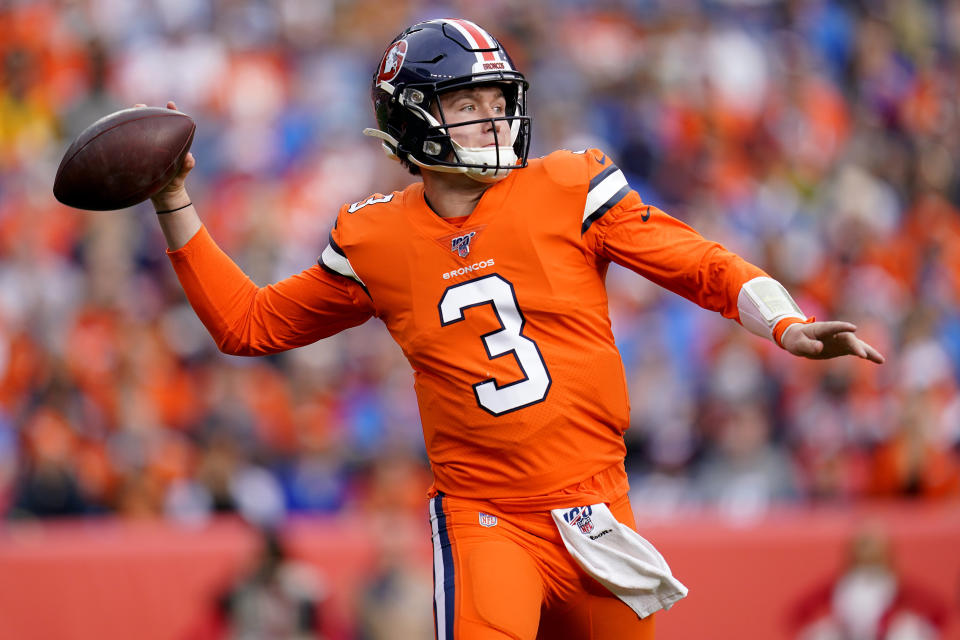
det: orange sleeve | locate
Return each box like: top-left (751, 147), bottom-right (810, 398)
top-left (166, 226), bottom-right (374, 356)
top-left (591, 202), bottom-right (768, 322)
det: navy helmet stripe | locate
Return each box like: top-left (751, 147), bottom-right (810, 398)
top-left (581, 184), bottom-right (631, 234)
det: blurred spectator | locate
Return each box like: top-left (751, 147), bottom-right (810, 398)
top-left (355, 516), bottom-right (434, 640)
top-left (59, 38), bottom-right (123, 142)
top-left (868, 394), bottom-right (960, 499)
top-left (210, 528), bottom-right (328, 640)
top-left (695, 403), bottom-right (801, 521)
top-left (9, 407), bottom-right (91, 517)
top-left (788, 522), bottom-right (948, 639)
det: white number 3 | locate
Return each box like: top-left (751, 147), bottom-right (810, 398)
top-left (438, 274), bottom-right (552, 415)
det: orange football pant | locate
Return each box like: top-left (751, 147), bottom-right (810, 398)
top-left (429, 492), bottom-right (656, 639)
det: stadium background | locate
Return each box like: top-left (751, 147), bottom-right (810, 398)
top-left (1, 0), bottom-right (959, 638)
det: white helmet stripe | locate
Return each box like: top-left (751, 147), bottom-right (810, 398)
top-left (442, 18), bottom-right (503, 65)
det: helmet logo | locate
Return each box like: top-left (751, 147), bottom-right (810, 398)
top-left (378, 40), bottom-right (407, 84)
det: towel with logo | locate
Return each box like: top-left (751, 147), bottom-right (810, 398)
top-left (551, 503), bottom-right (688, 618)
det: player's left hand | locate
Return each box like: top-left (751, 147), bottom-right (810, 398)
top-left (133, 101), bottom-right (196, 209)
top-left (781, 321), bottom-right (885, 363)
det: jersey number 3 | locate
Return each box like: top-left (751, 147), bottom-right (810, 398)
top-left (439, 274), bottom-right (552, 416)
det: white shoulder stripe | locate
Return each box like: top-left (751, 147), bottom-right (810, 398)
top-left (583, 169), bottom-right (628, 222)
top-left (320, 244), bottom-right (365, 286)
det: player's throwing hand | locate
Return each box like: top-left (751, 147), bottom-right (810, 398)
top-left (132, 101), bottom-right (196, 206)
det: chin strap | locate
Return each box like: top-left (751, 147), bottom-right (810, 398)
top-left (451, 142), bottom-right (518, 183)
top-left (363, 127), bottom-right (464, 174)
top-left (361, 128), bottom-right (402, 162)
top-left (362, 127), bottom-right (517, 182)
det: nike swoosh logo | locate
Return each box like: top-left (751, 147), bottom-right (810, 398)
top-left (640, 206), bottom-right (651, 222)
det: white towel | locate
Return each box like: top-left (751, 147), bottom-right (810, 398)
top-left (551, 503), bottom-right (688, 618)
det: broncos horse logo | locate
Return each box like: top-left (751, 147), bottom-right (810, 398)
top-left (378, 40), bottom-right (408, 84)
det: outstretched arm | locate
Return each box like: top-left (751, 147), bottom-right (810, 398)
top-left (590, 199), bottom-right (885, 365)
top-left (574, 148), bottom-right (885, 366)
top-left (780, 321), bottom-right (885, 363)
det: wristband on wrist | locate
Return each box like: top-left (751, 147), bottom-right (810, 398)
top-left (774, 316), bottom-right (816, 348)
top-left (155, 202), bottom-right (192, 215)
top-left (737, 277), bottom-right (806, 339)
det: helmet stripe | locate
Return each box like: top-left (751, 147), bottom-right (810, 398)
top-left (446, 18), bottom-right (497, 62)
top-left (453, 19), bottom-right (495, 49)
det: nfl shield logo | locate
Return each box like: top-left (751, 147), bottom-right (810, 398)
top-left (478, 512), bottom-right (498, 528)
top-left (451, 231), bottom-right (476, 258)
top-left (563, 506), bottom-right (595, 535)
top-left (577, 514), bottom-right (595, 535)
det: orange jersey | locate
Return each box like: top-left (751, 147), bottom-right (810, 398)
top-left (168, 148), bottom-right (768, 508)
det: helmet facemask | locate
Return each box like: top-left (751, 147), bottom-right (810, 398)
top-left (407, 80), bottom-right (530, 183)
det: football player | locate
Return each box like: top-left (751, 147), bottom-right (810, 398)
top-left (146, 19), bottom-right (883, 640)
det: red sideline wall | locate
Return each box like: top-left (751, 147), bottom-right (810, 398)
top-left (0, 503), bottom-right (957, 640)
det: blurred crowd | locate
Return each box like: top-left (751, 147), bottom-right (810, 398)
top-left (2, 0), bottom-right (959, 537)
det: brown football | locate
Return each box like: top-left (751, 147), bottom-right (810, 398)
top-left (53, 107), bottom-right (195, 211)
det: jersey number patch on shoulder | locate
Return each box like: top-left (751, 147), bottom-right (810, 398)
top-left (347, 193), bottom-right (394, 213)
top-left (438, 274), bottom-right (551, 416)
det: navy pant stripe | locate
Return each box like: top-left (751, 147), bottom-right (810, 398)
top-left (431, 494), bottom-right (456, 639)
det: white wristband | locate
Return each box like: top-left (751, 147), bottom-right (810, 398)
top-left (737, 276), bottom-right (805, 342)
